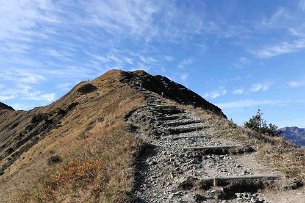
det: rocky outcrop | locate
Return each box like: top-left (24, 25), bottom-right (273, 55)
top-left (121, 70), bottom-right (226, 118)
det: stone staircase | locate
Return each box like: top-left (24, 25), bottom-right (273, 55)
top-left (127, 88), bottom-right (279, 203)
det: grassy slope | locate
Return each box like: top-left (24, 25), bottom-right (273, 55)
top-left (185, 104), bottom-right (305, 187)
top-left (0, 69), bottom-right (304, 202)
top-left (0, 70), bottom-right (143, 202)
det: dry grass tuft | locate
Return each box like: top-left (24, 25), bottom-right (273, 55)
top-left (50, 159), bottom-right (100, 189)
top-left (30, 159), bottom-right (101, 202)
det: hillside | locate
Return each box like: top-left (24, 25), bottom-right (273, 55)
top-left (0, 69), bottom-right (304, 203)
top-left (0, 102), bottom-right (14, 111)
top-left (281, 127), bottom-right (305, 147)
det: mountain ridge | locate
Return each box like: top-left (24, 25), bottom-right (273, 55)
top-left (0, 69), bottom-right (304, 202)
top-left (120, 70), bottom-right (226, 118)
top-left (280, 126), bottom-right (305, 147)
top-left (0, 69), bottom-right (226, 202)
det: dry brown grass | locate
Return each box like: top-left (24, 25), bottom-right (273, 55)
top-left (31, 159), bottom-right (101, 201)
top-left (0, 70), bottom-right (144, 203)
top-left (183, 105), bottom-right (305, 186)
top-left (1, 69), bottom-right (304, 202)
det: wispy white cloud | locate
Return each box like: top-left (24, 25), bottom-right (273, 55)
top-left (0, 68), bottom-right (55, 105)
top-left (2, 42), bottom-right (30, 53)
top-left (137, 54), bottom-right (157, 65)
top-left (0, 85), bottom-right (55, 103)
top-left (288, 80), bottom-right (305, 87)
top-left (10, 103), bottom-right (32, 111)
top-left (233, 57), bottom-right (250, 69)
top-left (0, 69), bottom-right (46, 84)
top-left (217, 99), bottom-right (287, 109)
top-left (26, 91), bottom-right (55, 102)
top-left (82, 0), bottom-right (160, 41)
top-left (164, 56), bottom-right (174, 62)
top-left (288, 27), bottom-right (305, 37)
top-left (0, 0), bottom-right (207, 93)
top-left (250, 81), bottom-right (273, 92)
top-left (56, 83), bottom-right (73, 92)
top-left (82, 0), bottom-right (205, 42)
top-left (0, 0), bottom-right (58, 41)
top-left (204, 88), bottom-right (227, 99)
top-left (253, 39), bottom-right (305, 58)
top-left (299, 0), bottom-right (305, 10)
top-left (180, 73), bottom-right (189, 82)
top-left (46, 48), bottom-right (75, 60)
top-left (204, 21), bottom-right (250, 39)
top-left (262, 7), bottom-right (290, 26)
top-left (85, 50), bottom-right (161, 73)
top-left (0, 94), bottom-right (15, 101)
top-left (178, 58), bottom-right (193, 69)
top-left (233, 88), bottom-right (244, 95)
top-left (250, 4), bottom-right (305, 59)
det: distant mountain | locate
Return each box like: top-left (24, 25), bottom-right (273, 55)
top-left (0, 102), bottom-right (14, 111)
top-left (280, 127), bottom-right (305, 147)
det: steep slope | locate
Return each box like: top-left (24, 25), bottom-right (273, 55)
top-left (0, 69), bottom-right (225, 202)
top-left (281, 127), bottom-right (305, 147)
top-left (0, 70), bottom-right (144, 202)
top-left (0, 69), bottom-right (304, 203)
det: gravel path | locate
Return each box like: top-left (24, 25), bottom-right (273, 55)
top-left (128, 89), bottom-right (278, 203)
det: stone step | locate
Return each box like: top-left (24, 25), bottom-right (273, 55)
top-left (200, 174), bottom-right (280, 189)
top-left (182, 145), bottom-right (255, 155)
top-left (154, 111), bottom-right (184, 117)
top-left (157, 109), bottom-right (183, 115)
top-left (150, 105), bottom-right (184, 114)
top-left (150, 104), bottom-right (173, 107)
top-left (165, 119), bottom-right (202, 127)
top-left (165, 125), bottom-right (204, 134)
top-left (178, 175), bottom-right (279, 200)
top-left (170, 134), bottom-right (207, 140)
top-left (158, 115), bottom-right (182, 121)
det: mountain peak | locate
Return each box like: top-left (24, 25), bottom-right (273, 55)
top-left (118, 69), bottom-right (226, 118)
top-left (90, 69), bottom-right (225, 117)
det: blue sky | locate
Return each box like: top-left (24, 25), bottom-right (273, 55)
top-left (0, 0), bottom-right (305, 127)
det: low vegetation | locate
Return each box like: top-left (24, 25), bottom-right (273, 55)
top-left (47, 155), bottom-right (63, 165)
top-left (244, 108), bottom-right (281, 137)
top-left (189, 105), bottom-right (305, 188)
